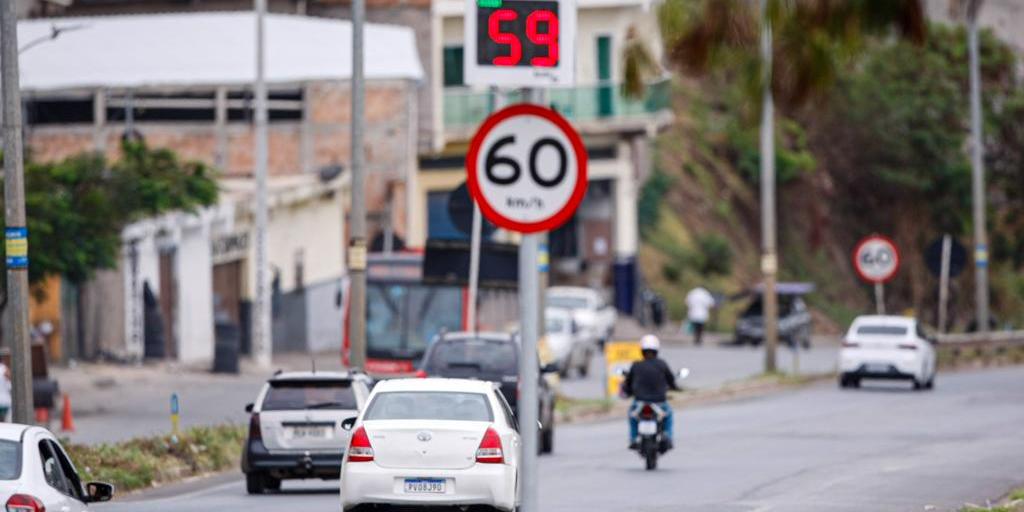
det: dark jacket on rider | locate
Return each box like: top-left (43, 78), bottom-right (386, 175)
top-left (623, 357), bottom-right (679, 403)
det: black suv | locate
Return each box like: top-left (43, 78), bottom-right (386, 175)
top-left (418, 332), bottom-right (559, 454)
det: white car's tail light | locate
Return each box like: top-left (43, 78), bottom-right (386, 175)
top-left (842, 341), bottom-right (859, 348)
top-left (248, 413), bottom-right (261, 441)
top-left (348, 426), bottom-right (374, 462)
top-left (6, 494), bottom-right (44, 512)
top-left (898, 344), bottom-right (918, 350)
top-left (476, 427), bottom-right (504, 464)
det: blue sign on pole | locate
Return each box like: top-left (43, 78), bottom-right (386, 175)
top-left (5, 227), bottom-right (28, 269)
top-left (170, 393), bottom-right (180, 415)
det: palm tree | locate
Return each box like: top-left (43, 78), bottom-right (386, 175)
top-left (659, 0), bottom-right (926, 109)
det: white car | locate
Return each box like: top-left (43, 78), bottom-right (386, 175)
top-left (242, 371), bottom-right (372, 493)
top-left (838, 315), bottom-right (937, 390)
top-left (546, 307), bottom-right (593, 377)
top-left (0, 424), bottom-right (114, 512)
top-left (546, 286), bottom-right (617, 344)
top-left (340, 378), bottom-right (520, 511)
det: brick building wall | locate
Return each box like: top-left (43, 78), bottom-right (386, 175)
top-left (25, 78), bottom-right (417, 239)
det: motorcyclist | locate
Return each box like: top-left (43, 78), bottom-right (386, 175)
top-left (622, 334), bottom-right (679, 451)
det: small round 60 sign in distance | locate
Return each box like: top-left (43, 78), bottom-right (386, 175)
top-left (852, 235), bottom-right (900, 284)
top-left (467, 104), bottom-right (587, 234)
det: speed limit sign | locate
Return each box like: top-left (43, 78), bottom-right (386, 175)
top-left (852, 235), bottom-right (900, 283)
top-left (467, 104), bottom-right (587, 233)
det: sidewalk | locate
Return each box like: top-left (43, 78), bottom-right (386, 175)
top-left (51, 352), bottom-right (347, 445)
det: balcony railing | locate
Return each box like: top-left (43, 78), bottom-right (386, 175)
top-left (443, 78), bottom-right (671, 134)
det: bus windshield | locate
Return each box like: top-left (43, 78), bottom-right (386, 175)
top-left (366, 283), bottom-right (463, 360)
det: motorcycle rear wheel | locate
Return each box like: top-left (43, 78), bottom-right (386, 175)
top-left (641, 437), bottom-right (658, 470)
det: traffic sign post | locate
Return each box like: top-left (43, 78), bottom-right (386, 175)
top-left (467, 104), bottom-right (586, 512)
top-left (852, 235), bottom-right (901, 315)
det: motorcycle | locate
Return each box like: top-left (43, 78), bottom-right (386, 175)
top-left (621, 368), bottom-right (690, 470)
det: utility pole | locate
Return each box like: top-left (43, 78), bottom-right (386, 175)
top-left (1, 0), bottom-right (35, 423)
top-left (252, 0), bottom-right (272, 368)
top-left (967, 0), bottom-right (989, 333)
top-left (347, 0), bottom-right (368, 370)
top-left (759, 0), bottom-right (778, 373)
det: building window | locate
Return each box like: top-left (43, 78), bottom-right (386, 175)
top-left (427, 191), bottom-right (466, 240)
top-left (443, 46), bottom-right (465, 87)
top-left (25, 97), bottom-right (94, 125)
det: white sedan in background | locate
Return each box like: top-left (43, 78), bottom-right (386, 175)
top-left (838, 315), bottom-right (937, 390)
top-left (0, 424), bottom-right (114, 512)
top-left (546, 307), bottom-right (594, 377)
top-left (340, 378), bottom-right (520, 512)
top-left (546, 286), bottom-right (617, 345)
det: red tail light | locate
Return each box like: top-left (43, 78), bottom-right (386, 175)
top-left (842, 341), bottom-right (859, 348)
top-left (476, 427), bottom-right (504, 464)
top-left (898, 344), bottom-right (918, 350)
top-left (640, 404), bottom-right (655, 419)
top-left (248, 413), bottom-right (262, 441)
top-left (414, 369), bottom-right (428, 379)
top-left (6, 494), bottom-right (45, 512)
top-left (348, 426), bottom-right (374, 462)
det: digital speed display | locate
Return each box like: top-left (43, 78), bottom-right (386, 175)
top-left (476, 0), bottom-right (560, 68)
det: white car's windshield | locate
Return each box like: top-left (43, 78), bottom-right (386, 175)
top-left (546, 317), bottom-right (567, 333)
top-left (364, 391), bottom-right (493, 422)
top-left (548, 296), bottom-right (589, 309)
top-left (856, 325), bottom-right (908, 336)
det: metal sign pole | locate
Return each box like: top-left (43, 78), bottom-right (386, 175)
top-left (938, 234), bottom-right (952, 333)
top-left (467, 204), bottom-right (482, 333)
top-left (518, 233), bottom-right (540, 512)
top-left (875, 283), bottom-right (885, 315)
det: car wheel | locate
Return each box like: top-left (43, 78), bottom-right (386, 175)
top-left (838, 375), bottom-right (849, 388)
top-left (912, 379), bottom-right (925, 391)
top-left (578, 361), bottom-right (589, 378)
top-left (540, 427), bottom-right (554, 454)
top-left (264, 475), bottom-right (281, 492)
top-left (925, 377), bottom-right (935, 390)
top-left (245, 472), bottom-right (265, 495)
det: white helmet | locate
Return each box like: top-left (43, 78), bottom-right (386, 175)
top-left (640, 334), bottom-right (661, 352)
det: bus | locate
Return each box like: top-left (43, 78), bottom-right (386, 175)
top-left (342, 251), bottom-right (518, 376)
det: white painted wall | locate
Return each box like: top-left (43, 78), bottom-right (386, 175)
top-left (175, 222), bottom-right (216, 363)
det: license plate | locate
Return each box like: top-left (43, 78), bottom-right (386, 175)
top-left (290, 426), bottom-right (329, 439)
top-left (638, 420), bottom-right (658, 435)
top-left (404, 478), bottom-right (446, 494)
top-left (866, 363), bottom-right (890, 374)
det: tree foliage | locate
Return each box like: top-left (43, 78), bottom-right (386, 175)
top-left (660, 0), bottom-right (926, 109)
top-left (813, 24), bottom-right (1019, 235)
top-left (4, 141), bottom-right (218, 288)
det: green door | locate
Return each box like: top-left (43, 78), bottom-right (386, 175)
top-left (597, 36), bottom-right (613, 117)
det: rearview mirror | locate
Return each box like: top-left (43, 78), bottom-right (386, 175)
top-left (85, 482), bottom-right (114, 503)
top-left (677, 368), bottom-right (691, 380)
top-left (244, 403), bottom-right (254, 413)
top-left (341, 417), bottom-right (357, 431)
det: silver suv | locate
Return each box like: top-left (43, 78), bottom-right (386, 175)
top-left (241, 371), bottom-right (371, 494)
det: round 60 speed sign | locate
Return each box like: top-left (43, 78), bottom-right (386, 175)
top-left (852, 235), bottom-right (900, 284)
top-left (467, 104), bottom-right (588, 234)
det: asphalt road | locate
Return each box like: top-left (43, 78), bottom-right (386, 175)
top-left (96, 366), bottom-right (1024, 512)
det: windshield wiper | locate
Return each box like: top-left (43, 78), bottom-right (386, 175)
top-left (306, 401), bottom-right (349, 409)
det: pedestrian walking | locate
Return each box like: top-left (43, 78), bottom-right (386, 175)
top-left (0, 361), bottom-right (11, 422)
top-left (685, 286), bottom-right (715, 346)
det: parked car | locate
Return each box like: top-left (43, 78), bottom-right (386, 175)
top-left (734, 284), bottom-right (814, 347)
top-left (838, 315), bottom-right (937, 390)
top-left (545, 307), bottom-right (594, 377)
top-left (339, 378), bottom-right (520, 512)
top-left (546, 286), bottom-right (617, 345)
top-left (0, 424), bottom-right (114, 512)
top-left (241, 370), bottom-right (372, 494)
top-left (417, 332), bottom-right (559, 454)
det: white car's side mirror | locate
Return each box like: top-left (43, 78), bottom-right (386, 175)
top-left (677, 368), bottom-right (691, 380)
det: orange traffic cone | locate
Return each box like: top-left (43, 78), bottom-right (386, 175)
top-left (61, 394), bottom-right (75, 433)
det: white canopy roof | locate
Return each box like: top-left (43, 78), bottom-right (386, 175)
top-left (13, 12), bottom-right (423, 92)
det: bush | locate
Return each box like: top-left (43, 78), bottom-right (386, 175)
top-left (696, 234), bottom-right (732, 275)
top-left (64, 424), bottom-right (246, 493)
top-left (638, 169), bottom-right (674, 239)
